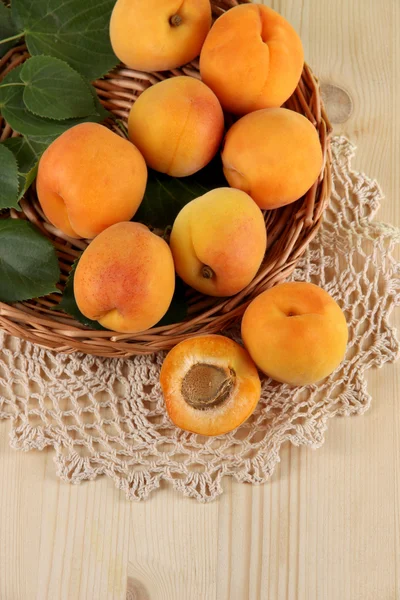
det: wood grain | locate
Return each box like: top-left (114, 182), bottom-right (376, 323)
top-left (0, 1), bottom-right (399, 598)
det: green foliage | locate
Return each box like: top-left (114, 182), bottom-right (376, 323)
top-left (0, 144), bottom-right (19, 209)
top-left (11, 0), bottom-right (119, 80)
top-left (4, 135), bottom-right (53, 200)
top-left (0, 3), bottom-right (21, 58)
top-left (20, 56), bottom-right (96, 120)
top-left (0, 65), bottom-right (105, 137)
top-left (0, 219), bottom-right (60, 302)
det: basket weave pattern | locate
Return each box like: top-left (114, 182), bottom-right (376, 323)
top-left (0, 0), bottom-right (332, 357)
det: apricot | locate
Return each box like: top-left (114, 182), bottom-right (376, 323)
top-left (74, 222), bottom-right (175, 333)
top-left (200, 4), bottom-right (304, 115)
top-left (222, 108), bottom-right (323, 210)
top-left (128, 76), bottom-right (224, 177)
top-left (110, 0), bottom-right (212, 72)
top-left (160, 334), bottom-right (261, 436)
top-left (36, 123), bottom-right (147, 239)
top-left (241, 282), bottom-right (348, 386)
top-left (169, 188), bottom-right (267, 297)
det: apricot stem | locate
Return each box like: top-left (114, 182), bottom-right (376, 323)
top-left (201, 265), bottom-right (214, 280)
top-left (170, 14), bottom-right (183, 27)
top-left (181, 363), bottom-right (236, 410)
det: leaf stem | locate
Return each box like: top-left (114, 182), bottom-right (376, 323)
top-left (0, 32), bottom-right (25, 45)
top-left (0, 83), bottom-right (25, 89)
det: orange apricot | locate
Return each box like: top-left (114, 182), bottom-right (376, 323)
top-left (110, 0), bottom-right (212, 72)
top-left (74, 222), bottom-right (175, 333)
top-left (222, 108), bottom-right (323, 210)
top-left (169, 188), bottom-right (267, 297)
top-left (200, 3), bottom-right (304, 115)
top-left (128, 76), bottom-right (224, 177)
top-left (36, 123), bottom-right (147, 239)
top-left (160, 334), bottom-right (261, 436)
top-left (241, 282), bottom-right (348, 386)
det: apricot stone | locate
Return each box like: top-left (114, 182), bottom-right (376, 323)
top-left (36, 123), bottom-right (147, 239)
top-left (222, 108), bottom-right (323, 210)
top-left (128, 76), bottom-right (224, 177)
top-left (160, 334), bottom-right (261, 436)
top-left (74, 222), bottom-right (175, 333)
top-left (110, 0), bottom-right (212, 72)
top-left (241, 282), bottom-right (348, 386)
top-left (200, 3), bottom-right (304, 115)
top-left (170, 188), bottom-right (267, 297)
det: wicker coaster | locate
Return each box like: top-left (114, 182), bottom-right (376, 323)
top-left (0, 137), bottom-right (398, 502)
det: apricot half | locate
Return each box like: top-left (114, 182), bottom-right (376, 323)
top-left (110, 0), bottom-right (212, 72)
top-left (160, 335), bottom-right (261, 436)
top-left (169, 188), bottom-right (267, 297)
top-left (128, 76), bottom-right (224, 177)
top-left (200, 4), bottom-right (304, 115)
top-left (74, 222), bottom-right (175, 333)
top-left (222, 108), bottom-right (323, 210)
top-left (36, 123), bottom-right (147, 239)
top-left (241, 282), bottom-right (348, 386)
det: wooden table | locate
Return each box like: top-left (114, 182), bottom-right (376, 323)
top-left (1, 1), bottom-right (399, 598)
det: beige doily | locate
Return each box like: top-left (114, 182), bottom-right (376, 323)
top-left (0, 137), bottom-right (399, 502)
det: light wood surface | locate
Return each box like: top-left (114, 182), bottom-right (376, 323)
top-left (1, 1), bottom-right (399, 599)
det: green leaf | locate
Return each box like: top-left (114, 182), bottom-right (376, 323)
top-left (21, 162), bottom-right (38, 198)
top-left (12, 0), bottom-right (119, 80)
top-left (90, 85), bottom-right (110, 122)
top-left (4, 135), bottom-right (49, 173)
top-left (0, 4), bottom-right (22, 58)
top-left (0, 219), bottom-right (60, 302)
top-left (0, 65), bottom-right (106, 137)
top-left (54, 258), bottom-right (106, 330)
top-left (154, 277), bottom-right (188, 327)
top-left (135, 156), bottom-right (228, 230)
top-left (20, 56), bottom-right (95, 120)
top-left (3, 135), bottom-right (51, 199)
top-left (0, 144), bottom-right (19, 209)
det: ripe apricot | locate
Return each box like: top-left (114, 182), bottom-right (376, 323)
top-left (110, 0), bottom-right (212, 72)
top-left (74, 222), bottom-right (175, 333)
top-left (36, 123), bottom-right (147, 239)
top-left (200, 4), bottom-right (304, 115)
top-left (128, 76), bottom-right (224, 177)
top-left (222, 108), bottom-right (323, 210)
top-left (241, 282), bottom-right (348, 386)
top-left (160, 334), bottom-right (261, 436)
top-left (169, 188), bottom-right (267, 297)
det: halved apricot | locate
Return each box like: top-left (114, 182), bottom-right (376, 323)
top-left (160, 334), bottom-right (261, 436)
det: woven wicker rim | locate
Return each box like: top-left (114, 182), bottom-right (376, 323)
top-left (0, 0), bottom-right (332, 357)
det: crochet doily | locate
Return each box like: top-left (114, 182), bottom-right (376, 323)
top-left (0, 137), bottom-right (399, 502)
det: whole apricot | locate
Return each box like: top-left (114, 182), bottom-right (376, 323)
top-left (222, 108), bottom-right (323, 210)
top-left (160, 334), bottom-right (261, 436)
top-left (241, 282), bottom-right (348, 386)
top-left (36, 123), bottom-right (147, 239)
top-left (169, 188), bottom-right (267, 297)
top-left (74, 222), bottom-right (175, 333)
top-left (200, 4), bottom-right (304, 115)
top-left (110, 0), bottom-right (212, 72)
top-left (128, 76), bottom-right (224, 177)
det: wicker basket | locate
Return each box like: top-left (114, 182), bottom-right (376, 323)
top-left (0, 0), bottom-right (332, 358)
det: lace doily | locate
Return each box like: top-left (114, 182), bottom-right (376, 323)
top-left (0, 137), bottom-right (399, 502)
